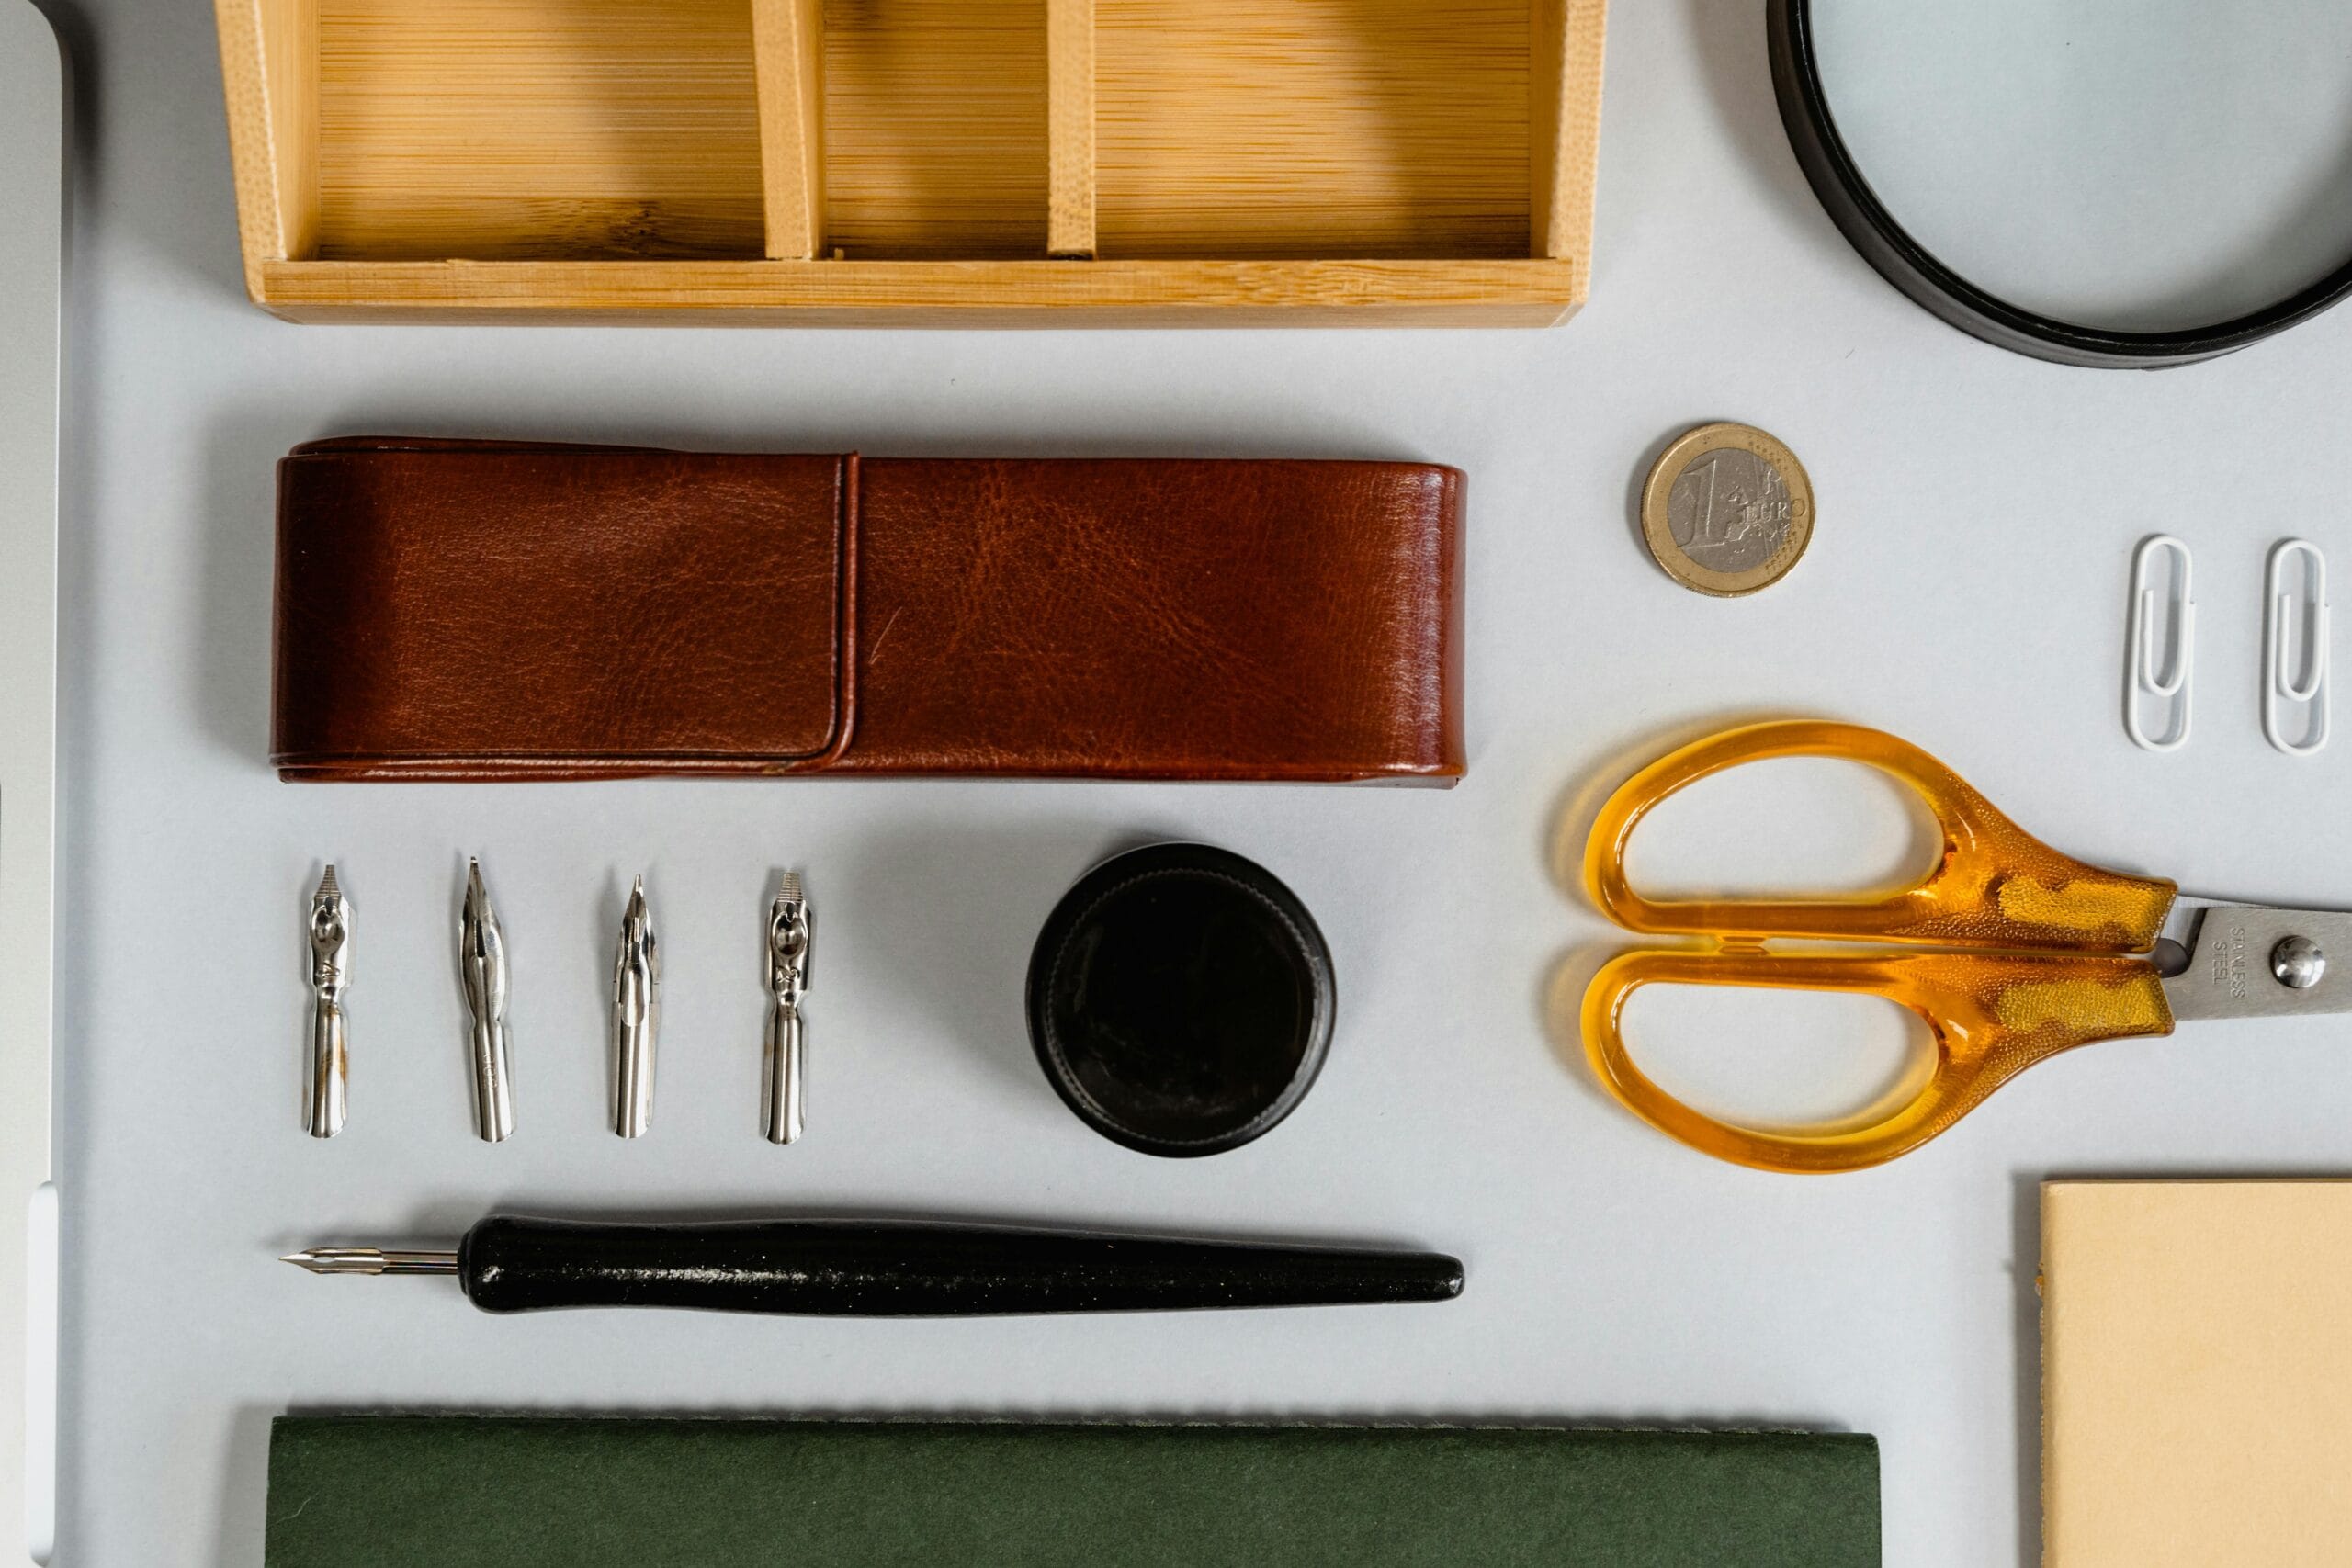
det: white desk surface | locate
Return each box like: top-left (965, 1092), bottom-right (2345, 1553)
top-left (49, 1), bottom-right (2352, 1563)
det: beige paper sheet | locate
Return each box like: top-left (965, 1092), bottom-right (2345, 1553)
top-left (2042, 1180), bottom-right (2352, 1567)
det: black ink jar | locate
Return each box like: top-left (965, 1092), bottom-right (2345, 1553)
top-left (1025, 843), bottom-right (1336, 1157)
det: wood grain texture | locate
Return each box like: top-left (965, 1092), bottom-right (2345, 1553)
top-left (215, 0), bottom-right (1608, 319)
top-left (1532, 0), bottom-right (1606, 260)
top-left (266, 0), bottom-right (321, 261)
top-left (314, 0), bottom-right (767, 261)
top-left (255, 256), bottom-right (1584, 325)
top-left (1096, 0), bottom-right (1531, 259)
top-left (820, 0), bottom-right (1047, 258)
top-left (752, 0), bottom-right (826, 258)
top-left (213, 0), bottom-right (277, 289)
top-left (214, 0), bottom-right (319, 289)
top-left (1046, 0), bottom-right (1095, 257)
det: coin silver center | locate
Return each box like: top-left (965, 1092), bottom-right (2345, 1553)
top-left (1666, 449), bottom-right (1792, 574)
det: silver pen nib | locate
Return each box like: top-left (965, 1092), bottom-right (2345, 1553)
top-left (281, 1247), bottom-right (458, 1276)
top-left (611, 875), bottom-right (660, 1138)
top-left (458, 858), bottom-right (514, 1142)
top-left (306, 865), bottom-right (352, 1138)
top-left (763, 873), bottom-right (810, 1145)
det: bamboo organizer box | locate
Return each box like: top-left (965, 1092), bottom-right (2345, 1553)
top-left (215, 0), bottom-right (1606, 325)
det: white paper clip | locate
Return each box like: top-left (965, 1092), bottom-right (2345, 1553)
top-left (2124, 535), bottom-right (2194, 751)
top-left (2263, 538), bottom-right (2329, 755)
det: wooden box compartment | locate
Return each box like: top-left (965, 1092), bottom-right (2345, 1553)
top-left (822, 0), bottom-right (1049, 258)
top-left (217, 0), bottom-right (1606, 324)
top-left (310, 0), bottom-right (771, 262)
top-left (1093, 0), bottom-right (1535, 261)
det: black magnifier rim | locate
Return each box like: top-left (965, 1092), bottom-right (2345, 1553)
top-left (1770, 0), bottom-right (2352, 368)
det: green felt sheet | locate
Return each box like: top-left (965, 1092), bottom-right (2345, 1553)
top-left (265, 1416), bottom-right (1879, 1567)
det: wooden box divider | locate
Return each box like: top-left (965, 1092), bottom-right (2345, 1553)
top-left (752, 0), bottom-right (825, 261)
top-left (1046, 0), bottom-right (1096, 260)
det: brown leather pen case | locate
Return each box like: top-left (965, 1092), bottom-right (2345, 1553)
top-left (272, 439), bottom-right (1464, 784)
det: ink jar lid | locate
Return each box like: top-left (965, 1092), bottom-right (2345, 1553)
top-left (1025, 843), bottom-right (1335, 1158)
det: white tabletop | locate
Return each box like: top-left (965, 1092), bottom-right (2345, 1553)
top-left (53, 2), bottom-right (2352, 1563)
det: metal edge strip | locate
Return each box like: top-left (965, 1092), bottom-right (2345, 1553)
top-left (0, 3), bottom-right (62, 1558)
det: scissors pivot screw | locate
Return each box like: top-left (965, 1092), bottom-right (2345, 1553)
top-left (2271, 935), bottom-right (2327, 991)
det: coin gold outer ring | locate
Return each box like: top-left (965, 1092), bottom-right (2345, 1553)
top-left (1640, 423), bottom-right (1815, 597)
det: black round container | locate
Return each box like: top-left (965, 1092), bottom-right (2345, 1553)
top-left (1025, 843), bottom-right (1335, 1158)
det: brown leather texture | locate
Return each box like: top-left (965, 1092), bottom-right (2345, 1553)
top-left (273, 438), bottom-right (1464, 784)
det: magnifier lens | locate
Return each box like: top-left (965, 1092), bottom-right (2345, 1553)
top-left (1790, 0), bottom-right (2352, 359)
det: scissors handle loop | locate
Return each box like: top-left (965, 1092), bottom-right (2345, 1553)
top-left (1582, 948), bottom-right (2173, 1173)
top-left (1583, 720), bottom-right (2175, 952)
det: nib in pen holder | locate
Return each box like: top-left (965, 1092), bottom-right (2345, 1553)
top-left (459, 858), bottom-right (514, 1143)
top-left (281, 1247), bottom-right (458, 1276)
top-left (611, 876), bottom-right (660, 1138)
top-left (305, 865), bottom-right (351, 1139)
top-left (764, 874), bottom-right (810, 1145)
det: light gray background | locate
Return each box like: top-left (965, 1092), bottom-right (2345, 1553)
top-left (39, 1), bottom-right (2352, 1563)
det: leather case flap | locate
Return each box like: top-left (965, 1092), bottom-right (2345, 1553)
top-left (274, 441), bottom-right (848, 776)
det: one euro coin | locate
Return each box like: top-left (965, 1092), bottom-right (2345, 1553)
top-left (1639, 423), bottom-right (1814, 596)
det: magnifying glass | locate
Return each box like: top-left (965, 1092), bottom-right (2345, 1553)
top-left (1772, 0), bottom-right (2352, 367)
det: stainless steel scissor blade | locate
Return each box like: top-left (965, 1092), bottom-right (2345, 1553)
top-left (2157, 898), bottom-right (2352, 1022)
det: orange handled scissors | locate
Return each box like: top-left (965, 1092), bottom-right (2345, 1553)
top-left (1581, 719), bottom-right (2352, 1173)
